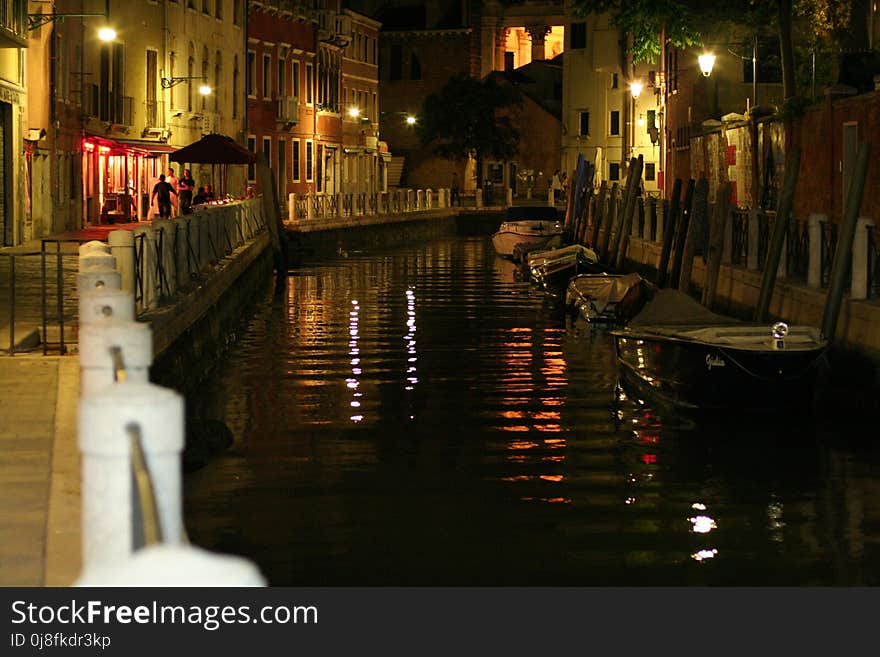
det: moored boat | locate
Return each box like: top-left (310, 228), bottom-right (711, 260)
top-left (491, 206), bottom-right (563, 258)
top-left (527, 244), bottom-right (602, 292)
top-left (611, 289), bottom-right (828, 411)
top-left (565, 272), bottom-right (653, 324)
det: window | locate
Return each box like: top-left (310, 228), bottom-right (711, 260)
top-left (645, 163), bottom-right (656, 181)
top-left (305, 140), bottom-right (313, 182)
top-left (278, 59), bottom-right (286, 98)
top-left (316, 144), bottom-right (323, 193)
top-left (278, 139), bottom-right (286, 194)
top-left (233, 0), bottom-right (242, 26)
top-left (292, 61), bottom-right (300, 98)
top-left (202, 0), bottom-right (210, 14)
top-left (233, 55), bottom-right (239, 117)
top-left (579, 111), bottom-right (589, 136)
top-left (215, 0), bottom-right (222, 19)
top-left (612, 73), bottom-right (618, 89)
top-left (609, 162), bottom-right (620, 181)
top-left (610, 110), bottom-right (620, 136)
top-left (292, 139), bottom-right (300, 182)
top-left (389, 44), bottom-right (402, 80)
top-left (246, 51), bottom-right (255, 96)
top-left (306, 63), bottom-right (313, 104)
top-left (214, 53), bottom-right (221, 112)
top-left (647, 109), bottom-right (656, 131)
top-left (570, 22), bottom-right (586, 49)
top-left (247, 136), bottom-right (256, 181)
top-left (146, 50), bottom-right (157, 127)
top-left (411, 54), bottom-right (421, 80)
top-left (201, 48), bottom-right (209, 110)
top-left (187, 55), bottom-right (194, 111)
top-left (262, 137), bottom-right (271, 162)
top-left (263, 54), bottom-right (271, 98)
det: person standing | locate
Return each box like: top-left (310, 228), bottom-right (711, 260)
top-left (166, 167), bottom-right (180, 215)
top-left (178, 168), bottom-right (195, 214)
top-left (451, 171), bottom-right (461, 207)
top-left (151, 174), bottom-right (178, 219)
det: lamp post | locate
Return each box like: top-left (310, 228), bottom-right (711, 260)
top-left (161, 77), bottom-right (212, 95)
top-left (629, 81), bottom-right (642, 163)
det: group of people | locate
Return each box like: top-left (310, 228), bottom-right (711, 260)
top-left (150, 167), bottom-right (215, 219)
top-left (551, 170), bottom-right (569, 204)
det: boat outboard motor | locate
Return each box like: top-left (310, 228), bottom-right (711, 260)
top-left (771, 322), bottom-right (789, 350)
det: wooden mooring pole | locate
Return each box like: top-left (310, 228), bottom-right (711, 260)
top-left (677, 177), bottom-right (708, 292)
top-left (754, 148), bottom-right (801, 322)
top-left (656, 178), bottom-right (683, 287)
top-left (607, 158), bottom-right (638, 267)
top-left (701, 182), bottom-right (732, 310)
top-left (821, 142), bottom-right (870, 341)
top-left (669, 178), bottom-right (695, 289)
top-left (614, 155), bottom-right (644, 271)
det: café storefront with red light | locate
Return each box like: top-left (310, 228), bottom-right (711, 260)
top-left (81, 136), bottom-right (177, 224)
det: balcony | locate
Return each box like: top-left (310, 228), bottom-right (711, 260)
top-left (277, 96), bottom-right (299, 124)
top-left (0, 0), bottom-right (27, 48)
top-left (82, 84), bottom-right (133, 126)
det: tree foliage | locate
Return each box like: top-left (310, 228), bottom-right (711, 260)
top-left (572, 0), bottom-right (702, 62)
top-left (417, 74), bottom-right (522, 185)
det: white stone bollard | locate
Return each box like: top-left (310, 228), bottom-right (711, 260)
top-left (79, 241), bottom-right (111, 257)
top-left (75, 544), bottom-right (266, 587)
top-left (79, 320), bottom-right (152, 397)
top-left (417, 189), bottom-right (425, 210)
top-left (851, 217), bottom-right (875, 300)
top-left (476, 189), bottom-right (484, 209)
top-left (79, 288), bottom-right (135, 324)
top-left (78, 382), bottom-right (185, 571)
top-left (134, 225), bottom-right (158, 310)
top-left (109, 230), bottom-right (136, 295)
top-left (547, 189), bottom-right (554, 207)
top-left (507, 187), bottom-right (513, 206)
top-left (79, 252), bottom-right (117, 272)
top-left (807, 213), bottom-right (825, 288)
top-left (77, 268), bottom-right (122, 294)
top-left (307, 193), bottom-right (314, 221)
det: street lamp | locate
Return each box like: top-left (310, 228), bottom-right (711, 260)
top-left (161, 77), bottom-right (212, 95)
top-left (405, 115), bottom-right (417, 126)
top-left (629, 81), bottom-right (643, 98)
top-left (698, 53), bottom-right (716, 77)
top-left (97, 27), bottom-right (116, 41)
top-left (348, 107), bottom-right (361, 119)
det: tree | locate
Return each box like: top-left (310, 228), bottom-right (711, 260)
top-left (571, 0), bottom-right (702, 63)
top-left (417, 74), bottom-right (522, 189)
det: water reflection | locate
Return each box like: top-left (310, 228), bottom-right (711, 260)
top-left (184, 235), bottom-right (880, 586)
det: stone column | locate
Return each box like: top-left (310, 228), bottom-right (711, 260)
top-left (525, 25), bottom-right (551, 62)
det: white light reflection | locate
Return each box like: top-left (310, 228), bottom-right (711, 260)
top-left (691, 548), bottom-right (718, 562)
top-left (689, 515), bottom-right (717, 534)
top-left (403, 287), bottom-right (418, 396)
top-left (348, 299), bottom-right (362, 422)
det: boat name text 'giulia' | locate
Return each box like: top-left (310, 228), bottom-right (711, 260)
top-left (705, 354), bottom-right (726, 370)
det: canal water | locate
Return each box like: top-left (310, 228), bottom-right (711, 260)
top-left (183, 233), bottom-right (880, 586)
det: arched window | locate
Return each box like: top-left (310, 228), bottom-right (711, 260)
top-left (214, 52), bottom-right (222, 113)
top-left (233, 55), bottom-right (239, 118)
top-left (202, 47), bottom-right (209, 111)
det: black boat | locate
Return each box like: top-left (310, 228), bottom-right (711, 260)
top-left (526, 244), bottom-right (603, 293)
top-left (611, 289), bottom-right (828, 411)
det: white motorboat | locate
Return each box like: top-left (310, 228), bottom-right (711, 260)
top-left (491, 219), bottom-right (564, 257)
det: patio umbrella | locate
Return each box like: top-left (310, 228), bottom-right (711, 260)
top-left (170, 133), bottom-right (255, 196)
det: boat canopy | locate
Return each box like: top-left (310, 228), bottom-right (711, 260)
top-left (628, 289), bottom-right (741, 327)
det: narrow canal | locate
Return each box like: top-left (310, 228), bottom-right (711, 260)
top-left (183, 232), bottom-right (880, 586)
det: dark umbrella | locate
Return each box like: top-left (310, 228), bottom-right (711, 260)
top-left (170, 133), bottom-right (255, 196)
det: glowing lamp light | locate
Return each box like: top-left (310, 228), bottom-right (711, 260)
top-left (405, 114), bottom-right (417, 125)
top-left (98, 27), bottom-right (116, 42)
top-left (698, 53), bottom-right (716, 77)
top-left (198, 84), bottom-right (212, 96)
top-left (637, 116), bottom-right (646, 127)
top-left (348, 107), bottom-right (361, 118)
top-left (630, 81), bottom-right (643, 99)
